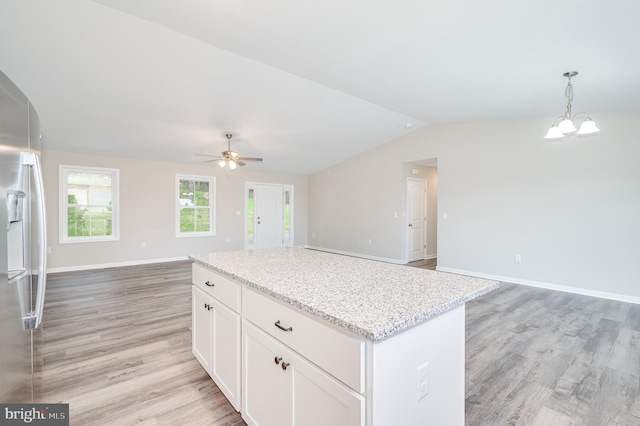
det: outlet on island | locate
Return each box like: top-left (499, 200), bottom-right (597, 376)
top-left (417, 362), bottom-right (429, 400)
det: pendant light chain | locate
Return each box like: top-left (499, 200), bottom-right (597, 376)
top-left (564, 77), bottom-right (574, 118)
top-left (544, 71), bottom-right (600, 139)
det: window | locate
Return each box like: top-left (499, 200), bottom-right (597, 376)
top-left (176, 175), bottom-right (215, 237)
top-left (60, 165), bottom-right (119, 243)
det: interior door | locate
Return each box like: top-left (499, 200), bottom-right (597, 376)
top-left (406, 178), bottom-right (426, 262)
top-left (255, 184), bottom-right (284, 249)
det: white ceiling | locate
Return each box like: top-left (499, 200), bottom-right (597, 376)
top-left (1, 0), bottom-right (639, 175)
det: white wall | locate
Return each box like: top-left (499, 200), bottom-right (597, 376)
top-left (308, 111), bottom-right (640, 300)
top-left (43, 150), bottom-right (308, 271)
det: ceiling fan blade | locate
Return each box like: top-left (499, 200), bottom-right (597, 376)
top-left (197, 134), bottom-right (263, 168)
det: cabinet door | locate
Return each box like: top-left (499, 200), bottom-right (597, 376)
top-left (242, 320), bottom-right (365, 426)
top-left (242, 321), bottom-right (287, 426)
top-left (289, 348), bottom-right (365, 426)
top-left (210, 297), bottom-right (241, 411)
top-left (192, 286), bottom-right (212, 373)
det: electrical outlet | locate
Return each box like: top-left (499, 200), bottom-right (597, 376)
top-left (515, 254), bottom-right (522, 263)
top-left (417, 362), bottom-right (429, 400)
top-left (141, 241), bottom-right (146, 248)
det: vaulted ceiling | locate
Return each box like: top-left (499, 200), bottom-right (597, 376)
top-left (1, 0), bottom-right (639, 175)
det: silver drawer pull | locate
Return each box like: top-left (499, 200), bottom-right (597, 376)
top-left (274, 320), bottom-right (293, 332)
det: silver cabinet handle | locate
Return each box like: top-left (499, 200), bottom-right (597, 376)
top-left (274, 320), bottom-right (293, 332)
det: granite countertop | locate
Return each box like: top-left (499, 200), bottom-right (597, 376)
top-left (191, 247), bottom-right (498, 342)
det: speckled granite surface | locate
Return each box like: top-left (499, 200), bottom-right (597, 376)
top-left (191, 247), bottom-right (498, 342)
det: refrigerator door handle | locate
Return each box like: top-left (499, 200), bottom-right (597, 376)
top-left (21, 152), bottom-right (47, 329)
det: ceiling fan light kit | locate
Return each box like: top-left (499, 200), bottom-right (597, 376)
top-left (197, 133), bottom-right (263, 170)
top-left (544, 71), bottom-right (600, 140)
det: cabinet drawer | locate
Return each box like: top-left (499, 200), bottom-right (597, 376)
top-left (192, 263), bottom-right (241, 313)
top-left (242, 288), bottom-right (365, 393)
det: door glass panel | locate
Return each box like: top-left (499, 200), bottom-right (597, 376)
top-left (283, 190), bottom-right (291, 243)
top-left (247, 188), bottom-right (255, 245)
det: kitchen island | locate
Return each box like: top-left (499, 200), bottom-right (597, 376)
top-left (191, 247), bottom-right (498, 426)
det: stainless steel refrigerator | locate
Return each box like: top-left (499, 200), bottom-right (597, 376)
top-left (0, 70), bottom-right (48, 403)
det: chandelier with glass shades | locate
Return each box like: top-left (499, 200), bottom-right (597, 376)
top-left (544, 71), bottom-right (599, 139)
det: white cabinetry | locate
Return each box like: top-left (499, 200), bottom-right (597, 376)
top-left (192, 261), bottom-right (466, 425)
top-left (192, 286), bottom-right (213, 371)
top-left (192, 264), bottom-right (241, 411)
top-left (242, 320), bottom-right (364, 426)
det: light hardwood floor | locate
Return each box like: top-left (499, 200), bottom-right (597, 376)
top-left (43, 261), bottom-right (245, 425)
top-left (43, 260), bottom-right (640, 425)
top-left (466, 282), bottom-right (640, 425)
top-left (407, 257), bottom-right (437, 271)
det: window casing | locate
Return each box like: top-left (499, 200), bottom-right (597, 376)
top-left (176, 174), bottom-right (215, 237)
top-left (59, 165), bottom-right (119, 243)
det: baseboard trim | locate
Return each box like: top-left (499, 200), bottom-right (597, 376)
top-left (436, 266), bottom-right (640, 305)
top-left (47, 256), bottom-right (190, 274)
top-left (303, 245), bottom-right (405, 265)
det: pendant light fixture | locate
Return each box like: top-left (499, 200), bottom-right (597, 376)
top-left (544, 71), bottom-right (599, 139)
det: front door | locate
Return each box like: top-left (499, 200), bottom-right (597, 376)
top-left (255, 184), bottom-right (284, 249)
top-left (406, 178), bottom-right (426, 262)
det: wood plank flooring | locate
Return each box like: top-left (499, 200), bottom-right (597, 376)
top-left (43, 261), bottom-right (245, 425)
top-left (407, 257), bottom-right (437, 271)
top-left (42, 260), bottom-right (640, 425)
top-left (466, 282), bottom-right (640, 425)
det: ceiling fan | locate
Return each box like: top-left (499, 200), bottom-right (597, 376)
top-left (196, 133), bottom-right (263, 170)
